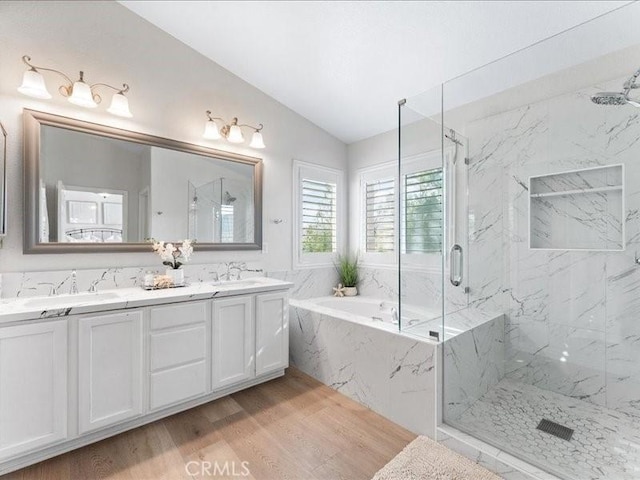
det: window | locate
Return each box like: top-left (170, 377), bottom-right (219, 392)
top-left (294, 161), bottom-right (344, 268)
top-left (301, 179), bottom-right (336, 253)
top-left (365, 178), bottom-right (395, 253)
top-left (358, 150), bottom-right (446, 267)
top-left (404, 167), bottom-right (443, 253)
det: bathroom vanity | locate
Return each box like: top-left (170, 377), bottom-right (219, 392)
top-left (0, 277), bottom-right (291, 475)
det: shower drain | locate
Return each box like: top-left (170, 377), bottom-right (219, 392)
top-left (536, 419), bottom-right (574, 441)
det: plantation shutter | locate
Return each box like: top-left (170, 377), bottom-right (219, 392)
top-left (365, 178), bottom-right (395, 252)
top-left (301, 178), bottom-right (337, 253)
top-left (404, 167), bottom-right (443, 253)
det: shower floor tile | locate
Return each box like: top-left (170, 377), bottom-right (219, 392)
top-left (450, 378), bottom-right (640, 480)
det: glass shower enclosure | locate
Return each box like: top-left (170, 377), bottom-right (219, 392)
top-left (399, 3), bottom-right (640, 479)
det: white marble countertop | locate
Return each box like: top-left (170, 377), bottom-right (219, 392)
top-left (0, 277), bottom-right (293, 324)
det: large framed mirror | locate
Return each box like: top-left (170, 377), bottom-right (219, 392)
top-left (23, 109), bottom-right (262, 253)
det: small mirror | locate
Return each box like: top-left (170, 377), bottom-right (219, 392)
top-left (0, 122), bottom-right (6, 237)
top-left (24, 110), bottom-right (262, 253)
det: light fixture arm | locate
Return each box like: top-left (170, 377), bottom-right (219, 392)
top-left (206, 110), bottom-right (224, 123)
top-left (91, 82), bottom-right (130, 95)
top-left (238, 122), bottom-right (264, 132)
top-left (21, 55), bottom-right (73, 88)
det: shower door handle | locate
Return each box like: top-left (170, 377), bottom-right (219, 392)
top-left (449, 244), bottom-right (463, 287)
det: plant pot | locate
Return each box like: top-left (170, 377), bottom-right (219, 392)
top-left (343, 286), bottom-right (358, 297)
top-left (166, 267), bottom-right (185, 286)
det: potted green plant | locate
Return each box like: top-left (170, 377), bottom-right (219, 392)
top-left (336, 253), bottom-right (359, 296)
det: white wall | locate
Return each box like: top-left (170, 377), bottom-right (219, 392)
top-left (0, 1), bottom-right (346, 273)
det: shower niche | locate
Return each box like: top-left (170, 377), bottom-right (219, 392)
top-left (529, 164), bottom-right (624, 251)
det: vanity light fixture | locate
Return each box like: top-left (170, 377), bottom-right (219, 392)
top-left (18, 55), bottom-right (133, 118)
top-left (203, 111), bottom-right (265, 149)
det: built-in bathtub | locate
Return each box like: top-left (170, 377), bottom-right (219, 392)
top-left (288, 295), bottom-right (504, 436)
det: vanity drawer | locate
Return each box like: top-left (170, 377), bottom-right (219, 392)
top-left (150, 301), bottom-right (207, 330)
top-left (149, 361), bottom-right (207, 411)
top-left (150, 325), bottom-right (206, 371)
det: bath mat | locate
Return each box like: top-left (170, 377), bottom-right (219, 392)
top-left (371, 436), bottom-right (502, 480)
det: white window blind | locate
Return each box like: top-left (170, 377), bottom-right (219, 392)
top-left (404, 167), bottom-right (443, 253)
top-left (365, 178), bottom-right (395, 252)
top-left (301, 178), bottom-right (337, 253)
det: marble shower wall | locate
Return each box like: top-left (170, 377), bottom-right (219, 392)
top-left (465, 75), bottom-right (640, 417)
top-left (357, 266), bottom-right (468, 312)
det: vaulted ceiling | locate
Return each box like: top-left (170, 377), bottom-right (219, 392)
top-left (121, 1), bottom-right (630, 143)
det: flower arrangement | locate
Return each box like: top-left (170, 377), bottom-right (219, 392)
top-left (150, 239), bottom-right (194, 269)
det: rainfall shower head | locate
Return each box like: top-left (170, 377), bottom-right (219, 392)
top-left (591, 67), bottom-right (640, 107)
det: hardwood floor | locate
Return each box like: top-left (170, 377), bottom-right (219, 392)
top-left (3, 368), bottom-right (416, 480)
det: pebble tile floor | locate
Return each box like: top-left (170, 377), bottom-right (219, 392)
top-left (451, 379), bottom-right (640, 480)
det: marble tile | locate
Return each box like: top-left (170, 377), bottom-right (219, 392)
top-left (289, 302), bottom-right (437, 436)
top-left (266, 267), bottom-right (338, 300)
top-left (453, 379), bottom-right (640, 480)
top-left (443, 314), bottom-right (505, 420)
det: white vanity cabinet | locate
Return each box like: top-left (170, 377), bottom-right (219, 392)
top-left (212, 296), bottom-right (255, 389)
top-left (148, 302), bottom-right (210, 411)
top-left (78, 311), bottom-right (144, 434)
top-left (0, 320), bottom-right (67, 460)
top-left (256, 291), bottom-right (289, 376)
top-left (0, 280), bottom-right (291, 476)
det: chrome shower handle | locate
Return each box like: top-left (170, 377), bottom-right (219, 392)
top-left (449, 244), bottom-right (463, 287)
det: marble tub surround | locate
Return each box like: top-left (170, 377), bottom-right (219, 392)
top-left (289, 297), bottom-right (505, 436)
top-left (0, 277), bottom-right (293, 324)
top-left (289, 299), bottom-right (438, 436)
top-left (0, 261), bottom-right (265, 299)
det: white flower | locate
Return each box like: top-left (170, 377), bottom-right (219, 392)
top-left (162, 243), bottom-right (177, 262)
top-left (179, 240), bottom-right (193, 263)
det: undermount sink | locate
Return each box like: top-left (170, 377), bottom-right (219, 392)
top-left (24, 292), bottom-right (121, 309)
top-left (212, 279), bottom-right (264, 288)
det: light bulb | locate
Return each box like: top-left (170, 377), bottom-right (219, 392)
top-left (107, 92), bottom-right (132, 117)
top-left (203, 120), bottom-right (221, 140)
top-left (249, 131), bottom-right (265, 149)
top-left (227, 125), bottom-right (244, 143)
top-left (17, 69), bottom-right (52, 99)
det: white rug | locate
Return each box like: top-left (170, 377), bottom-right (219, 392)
top-left (372, 436), bottom-right (502, 480)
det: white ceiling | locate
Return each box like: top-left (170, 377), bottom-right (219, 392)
top-left (120, 1), bottom-right (630, 144)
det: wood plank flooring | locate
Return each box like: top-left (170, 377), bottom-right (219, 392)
top-left (3, 368), bottom-right (416, 480)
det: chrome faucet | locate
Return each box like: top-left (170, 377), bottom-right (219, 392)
top-left (224, 262), bottom-right (246, 281)
top-left (39, 282), bottom-right (58, 296)
top-left (390, 307), bottom-right (399, 324)
top-left (70, 270), bottom-right (79, 295)
top-left (88, 279), bottom-right (100, 293)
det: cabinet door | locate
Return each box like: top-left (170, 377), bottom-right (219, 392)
top-left (0, 321), bottom-right (67, 460)
top-left (255, 292), bottom-right (289, 376)
top-left (212, 296), bottom-right (254, 390)
top-left (79, 311), bottom-right (143, 434)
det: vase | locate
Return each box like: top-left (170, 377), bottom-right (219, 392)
top-left (166, 267), bottom-right (185, 286)
top-left (343, 286), bottom-right (358, 297)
